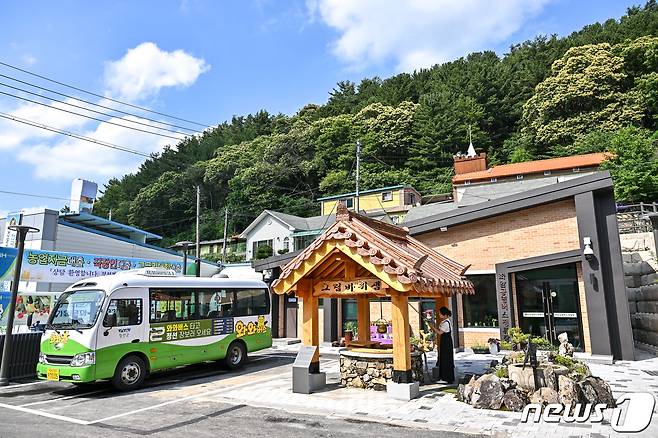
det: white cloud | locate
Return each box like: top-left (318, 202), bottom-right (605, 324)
top-left (17, 115), bottom-right (170, 179)
top-left (308, 0), bottom-right (551, 71)
top-left (21, 55), bottom-right (37, 66)
top-left (104, 42), bottom-right (210, 101)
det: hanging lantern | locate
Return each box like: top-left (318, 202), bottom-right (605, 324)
top-left (375, 318), bottom-right (388, 334)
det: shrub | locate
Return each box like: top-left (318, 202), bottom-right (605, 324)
top-left (507, 327), bottom-right (529, 345)
top-left (500, 341), bottom-right (513, 350)
top-left (530, 336), bottom-right (557, 351)
top-left (494, 365), bottom-right (508, 378)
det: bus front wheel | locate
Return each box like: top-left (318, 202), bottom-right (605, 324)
top-left (224, 341), bottom-right (246, 369)
top-left (112, 355), bottom-right (146, 391)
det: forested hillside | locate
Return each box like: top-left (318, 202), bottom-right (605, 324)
top-left (94, 2), bottom-right (658, 249)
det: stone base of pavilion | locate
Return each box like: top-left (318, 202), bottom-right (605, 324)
top-left (339, 348), bottom-right (424, 390)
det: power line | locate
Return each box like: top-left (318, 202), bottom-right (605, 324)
top-left (0, 111), bottom-right (151, 157)
top-left (0, 90), bottom-right (186, 141)
top-left (0, 74), bottom-right (198, 133)
top-left (0, 189), bottom-right (69, 201)
top-left (0, 60), bottom-right (209, 128)
top-left (0, 80), bottom-right (194, 136)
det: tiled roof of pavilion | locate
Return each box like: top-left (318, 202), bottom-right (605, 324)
top-left (272, 204), bottom-right (474, 295)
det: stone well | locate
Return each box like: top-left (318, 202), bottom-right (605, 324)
top-left (339, 349), bottom-right (424, 390)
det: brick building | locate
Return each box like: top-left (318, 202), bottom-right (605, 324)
top-left (404, 171), bottom-right (633, 360)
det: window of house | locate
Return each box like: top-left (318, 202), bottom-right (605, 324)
top-left (293, 234), bottom-right (316, 251)
top-left (544, 170), bottom-right (552, 176)
top-left (252, 239), bottom-right (273, 259)
top-left (490, 178), bottom-right (497, 182)
top-left (462, 274), bottom-right (499, 327)
top-left (516, 175), bottom-right (524, 180)
top-left (282, 237), bottom-right (290, 252)
top-left (104, 298), bottom-right (142, 327)
top-left (382, 191), bottom-right (393, 201)
top-left (464, 180), bottom-right (471, 185)
top-left (342, 198), bottom-right (354, 208)
top-left (572, 167), bottom-right (580, 173)
top-left (409, 193), bottom-right (416, 205)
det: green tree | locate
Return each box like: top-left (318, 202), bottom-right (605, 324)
top-left (522, 43), bottom-right (644, 155)
top-left (599, 127), bottom-right (658, 202)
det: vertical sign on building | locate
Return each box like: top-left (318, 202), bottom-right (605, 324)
top-left (495, 270), bottom-right (512, 340)
top-left (2, 213), bottom-right (22, 248)
top-left (2, 212), bottom-right (21, 292)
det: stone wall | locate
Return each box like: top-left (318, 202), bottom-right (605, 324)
top-left (339, 352), bottom-right (424, 390)
top-left (622, 232), bottom-right (658, 353)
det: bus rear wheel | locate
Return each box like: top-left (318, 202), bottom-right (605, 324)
top-left (224, 341), bottom-right (246, 370)
top-left (112, 355), bottom-right (146, 391)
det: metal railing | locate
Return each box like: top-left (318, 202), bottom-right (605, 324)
top-left (0, 332), bottom-right (42, 380)
top-left (617, 202), bottom-right (658, 234)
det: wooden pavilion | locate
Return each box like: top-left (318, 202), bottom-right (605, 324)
top-left (272, 204), bottom-right (474, 389)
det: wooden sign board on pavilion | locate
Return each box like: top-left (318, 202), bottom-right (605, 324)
top-left (271, 203), bottom-right (474, 394)
top-left (313, 278), bottom-right (387, 297)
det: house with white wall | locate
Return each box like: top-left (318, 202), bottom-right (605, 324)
top-left (240, 210), bottom-right (338, 261)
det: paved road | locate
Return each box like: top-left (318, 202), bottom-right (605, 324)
top-left (0, 351), bottom-right (474, 438)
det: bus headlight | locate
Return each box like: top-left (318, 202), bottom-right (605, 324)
top-left (70, 352), bottom-right (95, 367)
top-left (38, 352), bottom-right (46, 364)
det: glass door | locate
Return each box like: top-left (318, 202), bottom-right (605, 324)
top-left (515, 263), bottom-right (583, 351)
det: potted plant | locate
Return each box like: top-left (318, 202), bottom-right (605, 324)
top-left (343, 321), bottom-right (357, 342)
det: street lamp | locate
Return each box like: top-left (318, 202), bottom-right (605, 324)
top-left (176, 241), bottom-right (193, 276)
top-left (0, 225), bottom-right (39, 386)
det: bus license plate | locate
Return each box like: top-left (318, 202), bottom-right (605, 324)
top-left (46, 368), bottom-right (59, 381)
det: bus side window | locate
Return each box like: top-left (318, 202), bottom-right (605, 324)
top-left (104, 299), bottom-right (142, 326)
top-left (234, 289), bottom-right (269, 316)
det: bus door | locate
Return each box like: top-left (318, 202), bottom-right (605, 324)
top-left (97, 288), bottom-right (148, 355)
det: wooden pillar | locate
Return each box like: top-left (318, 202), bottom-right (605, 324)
top-left (357, 295), bottom-right (370, 343)
top-left (299, 279), bottom-right (320, 371)
top-left (390, 292), bottom-right (412, 383)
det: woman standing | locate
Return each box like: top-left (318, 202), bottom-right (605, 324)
top-left (437, 306), bottom-right (455, 383)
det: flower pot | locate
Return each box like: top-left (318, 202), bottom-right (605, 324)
top-left (344, 330), bottom-right (353, 342)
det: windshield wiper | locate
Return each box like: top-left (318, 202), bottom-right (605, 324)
top-left (45, 323), bottom-right (61, 335)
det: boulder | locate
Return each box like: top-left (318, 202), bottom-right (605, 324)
top-left (578, 376), bottom-right (615, 407)
top-left (500, 378), bottom-right (516, 392)
top-left (457, 376), bottom-right (477, 404)
top-left (472, 374), bottom-right (504, 410)
top-left (351, 376), bottom-right (364, 389)
top-left (530, 387), bottom-right (559, 405)
top-left (558, 375), bottom-right (581, 406)
top-left (502, 388), bottom-right (530, 412)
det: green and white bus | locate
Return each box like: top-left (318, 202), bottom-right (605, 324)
top-left (37, 268), bottom-right (272, 390)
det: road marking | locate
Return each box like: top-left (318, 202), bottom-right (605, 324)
top-left (0, 401), bottom-right (90, 425)
top-left (0, 380), bottom-right (50, 391)
top-left (0, 360), bottom-right (292, 426)
top-left (19, 389), bottom-right (107, 407)
top-left (88, 372), bottom-right (285, 425)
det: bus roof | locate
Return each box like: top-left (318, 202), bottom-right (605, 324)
top-left (67, 269), bottom-right (268, 293)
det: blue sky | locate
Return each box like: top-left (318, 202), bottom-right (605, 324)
top-left (0, 0), bottom-right (641, 216)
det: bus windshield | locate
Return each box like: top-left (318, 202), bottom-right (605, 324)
top-left (50, 290), bottom-right (105, 329)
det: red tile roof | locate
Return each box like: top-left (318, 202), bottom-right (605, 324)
top-left (272, 204), bottom-right (474, 296)
top-left (452, 152), bottom-right (611, 184)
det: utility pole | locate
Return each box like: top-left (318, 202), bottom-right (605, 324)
top-left (355, 140), bottom-right (361, 213)
top-left (221, 206), bottom-right (229, 264)
top-left (0, 225), bottom-right (39, 386)
top-left (195, 185), bottom-right (201, 277)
